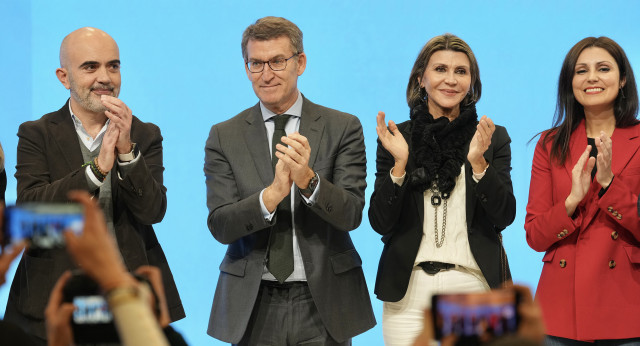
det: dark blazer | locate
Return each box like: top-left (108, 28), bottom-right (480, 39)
top-left (369, 119), bottom-right (515, 302)
top-left (526, 120), bottom-right (640, 340)
top-left (4, 101), bottom-right (184, 339)
top-left (204, 97), bottom-right (376, 343)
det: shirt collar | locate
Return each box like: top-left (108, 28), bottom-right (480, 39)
top-left (260, 91), bottom-right (303, 121)
top-left (68, 102), bottom-right (110, 133)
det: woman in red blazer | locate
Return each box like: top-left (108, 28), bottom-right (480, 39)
top-left (526, 37), bottom-right (640, 344)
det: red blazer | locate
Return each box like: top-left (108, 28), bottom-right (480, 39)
top-left (526, 119), bottom-right (640, 341)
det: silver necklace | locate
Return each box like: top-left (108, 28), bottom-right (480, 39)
top-left (430, 181), bottom-right (449, 248)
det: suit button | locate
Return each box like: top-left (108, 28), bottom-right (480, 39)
top-left (611, 231), bottom-right (619, 240)
top-left (557, 233), bottom-right (563, 239)
top-left (388, 197), bottom-right (393, 205)
top-left (326, 205), bottom-right (333, 213)
top-left (609, 260), bottom-right (616, 269)
top-left (612, 210), bottom-right (619, 216)
top-left (137, 188), bottom-right (143, 197)
top-left (617, 214), bottom-right (622, 220)
top-left (608, 206), bottom-right (614, 212)
top-left (559, 259), bottom-right (566, 268)
top-left (246, 224), bottom-right (253, 231)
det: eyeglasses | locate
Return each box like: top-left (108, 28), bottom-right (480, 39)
top-left (246, 53), bottom-right (299, 73)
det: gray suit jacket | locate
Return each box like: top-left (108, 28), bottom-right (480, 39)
top-left (204, 97), bottom-right (376, 343)
top-left (4, 101), bottom-right (185, 340)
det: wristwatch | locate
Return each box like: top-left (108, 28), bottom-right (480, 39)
top-left (300, 172), bottom-right (319, 197)
top-left (118, 143), bottom-right (139, 162)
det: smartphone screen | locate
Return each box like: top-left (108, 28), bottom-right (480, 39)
top-left (431, 289), bottom-right (519, 341)
top-left (3, 203), bottom-right (83, 248)
top-left (73, 295), bottom-right (113, 324)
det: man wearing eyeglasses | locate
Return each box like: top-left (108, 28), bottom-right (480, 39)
top-left (204, 16), bottom-right (375, 345)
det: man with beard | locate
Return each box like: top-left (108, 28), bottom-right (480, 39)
top-left (4, 27), bottom-right (184, 344)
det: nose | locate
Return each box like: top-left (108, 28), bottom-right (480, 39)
top-left (587, 69), bottom-right (598, 83)
top-left (96, 66), bottom-right (112, 84)
top-left (261, 64), bottom-right (275, 81)
top-left (445, 71), bottom-right (457, 85)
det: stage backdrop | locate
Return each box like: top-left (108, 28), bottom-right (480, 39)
top-left (1, 1), bottom-right (639, 344)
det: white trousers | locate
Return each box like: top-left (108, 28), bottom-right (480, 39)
top-left (382, 266), bottom-right (489, 346)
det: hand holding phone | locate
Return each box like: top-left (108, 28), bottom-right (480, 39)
top-left (431, 289), bottom-right (521, 345)
top-left (3, 203), bottom-right (83, 249)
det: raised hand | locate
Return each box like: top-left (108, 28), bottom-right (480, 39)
top-left (101, 95), bottom-right (133, 154)
top-left (96, 120), bottom-right (119, 172)
top-left (277, 132), bottom-right (315, 189)
top-left (565, 145), bottom-right (595, 216)
top-left (376, 111), bottom-right (408, 177)
top-left (263, 159), bottom-right (293, 213)
top-left (594, 131), bottom-right (614, 188)
top-left (467, 115), bottom-right (495, 174)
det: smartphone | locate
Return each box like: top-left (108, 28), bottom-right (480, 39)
top-left (431, 289), bottom-right (520, 344)
top-left (63, 271), bottom-right (120, 344)
top-left (3, 203), bottom-right (83, 249)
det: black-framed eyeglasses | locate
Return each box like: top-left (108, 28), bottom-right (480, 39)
top-left (246, 53), bottom-right (299, 73)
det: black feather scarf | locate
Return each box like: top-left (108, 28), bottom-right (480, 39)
top-left (409, 102), bottom-right (478, 194)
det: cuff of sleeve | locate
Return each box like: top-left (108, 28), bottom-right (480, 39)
top-left (116, 153), bottom-right (141, 180)
top-left (86, 165), bottom-right (105, 187)
top-left (300, 175), bottom-right (320, 205)
top-left (259, 189), bottom-right (276, 221)
top-left (390, 168), bottom-right (405, 186)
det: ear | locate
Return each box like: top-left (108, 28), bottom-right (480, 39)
top-left (56, 68), bottom-right (71, 90)
top-left (244, 62), bottom-right (253, 81)
top-left (620, 77), bottom-right (627, 89)
top-left (417, 76), bottom-right (423, 88)
top-left (296, 52), bottom-right (307, 76)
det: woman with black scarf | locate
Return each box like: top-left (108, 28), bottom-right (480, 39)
top-left (368, 34), bottom-right (516, 345)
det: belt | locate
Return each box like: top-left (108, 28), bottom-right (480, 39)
top-left (261, 280), bottom-right (308, 289)
top-left (417, 261), bottom-right (456, 275)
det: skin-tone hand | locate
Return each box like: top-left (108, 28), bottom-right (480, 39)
top-left (263, 159), bottom-right (293, 213)
top-left (514, 285), bottom-right (545, 344)
top-left (376, 111), bottom-right (409, 177)
top-left (100, 95), bottom-right (133, 154)
top-left (276, 132), bottom-right (315, 189)
top-left (594, 131), bottom-right (614, 188)
top-left (64, 190), bottom-right (136, 291)
top-left (565, 145), bottom-right (595, 216)
top-left (45, 271), bottom-right (75, 346)
top-left (96, 121), bottom-right (119, 173)
top-left (135, 265), bottom-right (171, 328)
top-left (467, 115), bottom-right (495, 174)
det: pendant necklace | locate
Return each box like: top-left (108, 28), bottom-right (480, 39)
top-left (430, 179), bottom-right (450, 248)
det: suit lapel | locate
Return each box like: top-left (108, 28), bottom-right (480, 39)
top-left (243, 104), bottom-right (274, 187)
top-left (564, 120), bottom-right (588, 179)
top-left (400, 122), bottom-right (425, 225)
top-left (299, 97), bottom-right (324, 169)
top-left (610, 124), bottom-right (640, 175)
top-left (50, 100), bottom-right (85, 170)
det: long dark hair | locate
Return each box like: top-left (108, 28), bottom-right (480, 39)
top-left (543, 36), bottom-right (639, 165)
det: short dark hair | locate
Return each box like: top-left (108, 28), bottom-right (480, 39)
top-left (406, 33), bottom-right (481, 109)
top-left (241, 16), bottom-right (303, 61)
top-left (545, 36), bottom-right (639, 165)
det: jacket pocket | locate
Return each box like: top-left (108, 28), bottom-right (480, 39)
top-left (542, 248), bottom-right (556, 263)
top-left (330, 249), bottom-right (362, 274)
top-left (624, 246), bottom-right (640, 264)
top-left (219, 254), bottom-right (247, 277)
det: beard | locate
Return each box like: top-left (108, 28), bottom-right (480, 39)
top-left (68, 74), bottom-right (119, 114)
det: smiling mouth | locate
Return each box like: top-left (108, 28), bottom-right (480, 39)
top-left (91, 88), bottom-right (113, 95)
top-left (585, 87), bottom-right (604, 93)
